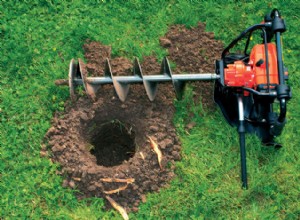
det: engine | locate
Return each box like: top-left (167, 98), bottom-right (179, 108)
top-left (224, 43), bottom-right (280, 90)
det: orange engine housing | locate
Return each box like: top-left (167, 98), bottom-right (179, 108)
top-left (224, 43), bottom-right (279, 89)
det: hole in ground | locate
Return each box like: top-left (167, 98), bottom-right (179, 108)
top-left (90, 120), bottom-right (136, 167)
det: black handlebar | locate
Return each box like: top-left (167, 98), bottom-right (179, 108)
top-left (221, 9), bottom-right (286, 59)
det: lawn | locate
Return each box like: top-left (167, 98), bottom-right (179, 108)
top-left (1, 1), bottom-right (299, 219)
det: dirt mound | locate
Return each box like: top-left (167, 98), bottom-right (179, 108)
top-left (45, 23), bottom-right (223, 212)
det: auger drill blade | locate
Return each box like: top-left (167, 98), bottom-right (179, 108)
top-left (68, 59), bottom-right (79, 101)
top-left (144, 81), bottom-right (158, 101)
top-left (134, 58), bottom-right (158, 101)
top-left (113, 81), bottom-right (130, 102)
top-left (173, 80), bottom-right (185, 100)
top-left (133, 58), bottom-right (142, 77)
top-left (104, 58), bottom-right (112, 77)
top-left (162, 57), bottom-right (185, 100)
top-left (161, 57), bottom-right (172, 76)
top-left (78, 59), bottom-right (101, 100)
top-left (106, 59), bottom-right (130, 102)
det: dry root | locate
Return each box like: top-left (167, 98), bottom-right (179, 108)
top-left (139, 152), bottom-right (145, 160)
top-left (103, 184), bottom-right (129, 195)
top-left (100, 178), bottom-right (135, 184)
top-left (106, 196), bottom-right (129, 220)
top-left (148, 136), bottom-right (163, 170)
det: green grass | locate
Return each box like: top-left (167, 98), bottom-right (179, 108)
top-left (1, 0), bottom-right (299, 219)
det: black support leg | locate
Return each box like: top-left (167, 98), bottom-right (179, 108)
top-left (237, 95), bottom-right (248, 189)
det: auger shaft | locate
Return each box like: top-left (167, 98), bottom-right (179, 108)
top-left (56, 57), bottom-right (219, 101)
top-left (69, 73), bottom-right (219, 85)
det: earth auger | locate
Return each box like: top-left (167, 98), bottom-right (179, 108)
top-left (56, 9), bottom-right (291, 189)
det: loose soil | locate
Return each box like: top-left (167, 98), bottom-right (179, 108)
top-left (45, 23), bottom-right (223, 212)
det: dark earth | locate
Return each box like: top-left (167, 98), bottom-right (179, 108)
top-left (44, 23), bottom-right (223, 212)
